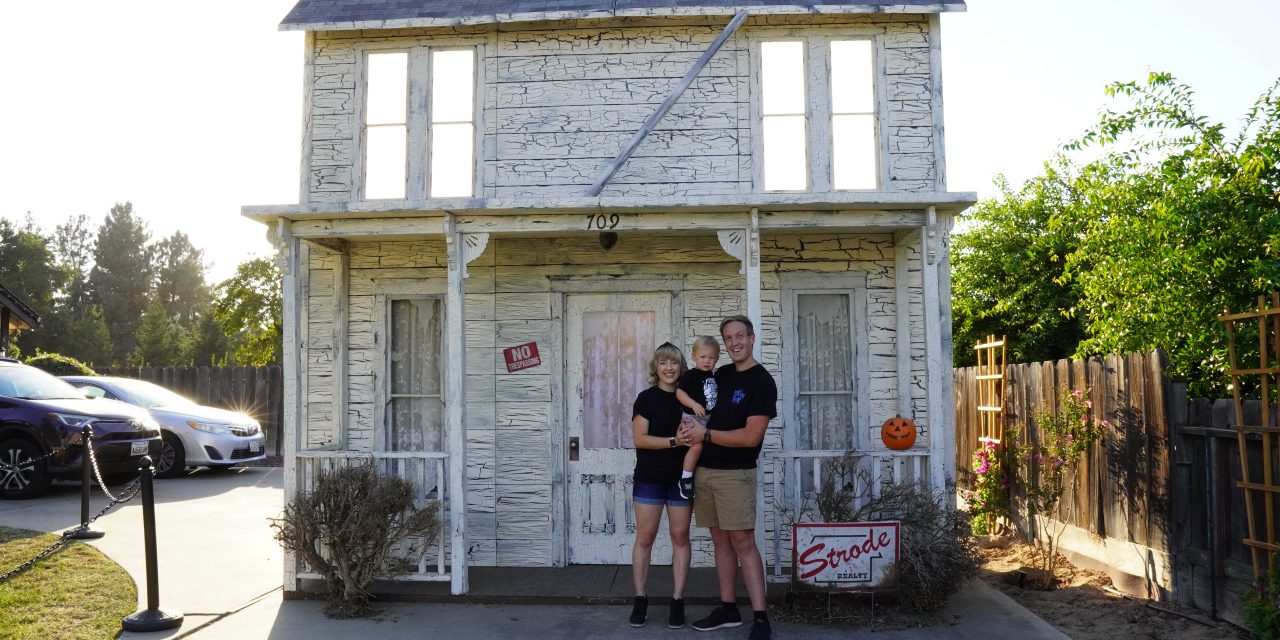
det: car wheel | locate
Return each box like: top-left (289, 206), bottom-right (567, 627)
top-left (0, 438), bottom-right (51, 500)
top-left (205, 464), bottom-right (238, 472)
top-left (155, 433), bottom-right (186, 479)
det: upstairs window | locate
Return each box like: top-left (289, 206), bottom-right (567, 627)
top-left (362, 47), bottom-right (476, 200)
top-left (757, 37), bottom-right (879, 192)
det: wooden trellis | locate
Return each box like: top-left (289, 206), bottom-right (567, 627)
top-left (974, 335), bottom-right (1007, 445)
top-left (1220, 294), bottom-right (1280, 573)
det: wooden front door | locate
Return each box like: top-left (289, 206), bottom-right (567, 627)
top-left (565, 293), bottom-right (673, 564)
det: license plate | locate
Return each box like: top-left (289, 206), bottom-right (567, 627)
top-left (250, 441), bottom-right (262, 453)
top-left (130, 441), bottom-right (147, 456)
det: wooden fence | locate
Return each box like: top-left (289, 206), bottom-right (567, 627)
top-left (955, 350), bottom-right (1270, 625)
top-left (98, 365), bottom-right (284, 457)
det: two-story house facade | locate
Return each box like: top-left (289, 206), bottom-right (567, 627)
top-left (244, 0), bottom-right (973, 596)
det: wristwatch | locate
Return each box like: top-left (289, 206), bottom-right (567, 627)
top-left (703, 429), bottom-right (712, 445)
top-left (668, 436), bottom-right (676, 448)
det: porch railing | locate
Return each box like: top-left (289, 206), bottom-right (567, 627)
top-left (764, 449), bottom-right (931, 580)
top-left (295, 450), bottom-right (451, 582)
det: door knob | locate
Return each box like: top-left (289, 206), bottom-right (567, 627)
top-left (569, 436), bottom-right (580, 461)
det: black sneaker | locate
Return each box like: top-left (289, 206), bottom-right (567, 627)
top-left (691, 604), bottom-right (742, 631)
top-left (678, 476), bottom-right (696, 500)
top-left (629, 595), bottom-right (648, 627)
top-left (748, 619), bottom-right (771, 640)
top-left (668, 597), bottom-right (686, 629)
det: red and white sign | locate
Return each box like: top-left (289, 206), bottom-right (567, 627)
top-left (503, 342), bottom-right (542, 373)
top-left (793, 521), bottom-right (899, 589)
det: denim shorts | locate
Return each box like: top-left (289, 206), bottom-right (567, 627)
top-left (633, 480), bottom-right (691, 507)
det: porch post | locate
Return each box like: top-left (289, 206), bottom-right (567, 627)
top-left (272, 220), bottom-right (303, 592)
top-left (921, 206), bottom-right (947, 493)
top-left (0, 307), bottom-right (9, 357)
top-left (444, 213), bottom-right (488, 595)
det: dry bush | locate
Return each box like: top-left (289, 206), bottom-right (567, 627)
top-left (845, 480), bottom-right (980, 612)
top-left (270, 463), bottom-right (441, 618)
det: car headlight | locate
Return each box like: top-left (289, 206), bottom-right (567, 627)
top-left (51, 413), bottom-right (96, 428)
top-left (186, 421), bottom-right (231, 434)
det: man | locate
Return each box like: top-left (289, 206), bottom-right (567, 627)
top-left (679, 315), bottom-right (776, 640)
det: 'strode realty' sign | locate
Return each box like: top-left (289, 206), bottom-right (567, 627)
top-left (793, 521), bottom-right (899, 589)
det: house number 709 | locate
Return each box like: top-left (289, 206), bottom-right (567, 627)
top-left (585, 214), bottom-right (620, 230)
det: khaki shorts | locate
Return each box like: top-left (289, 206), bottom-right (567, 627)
top-left (693, 468), bottom-right (757, 531)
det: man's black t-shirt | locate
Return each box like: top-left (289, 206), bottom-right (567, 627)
top-left (677, 368), bottom-right (717, 415)
top-left (631, 386), bottom-right (687, 484)
top-left (699, 363), bottom-right (777, 470)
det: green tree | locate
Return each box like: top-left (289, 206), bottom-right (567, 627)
top-left (951, 162), bottom-right (1086, 367)
top-left (131, 297), bottom-right (183, 367)
top-left (952, 73), bottom-right (1280, 394)
top-left (150, 230), bottom-right (215, 363)
top-left (29, 213), bottom-right (115, 366)
top-left (214, 257), bottom-right (283, 366)
top-left (0, 215), bottom-right (61, 321)
top-left (91, 202), bottom-right (152, 365)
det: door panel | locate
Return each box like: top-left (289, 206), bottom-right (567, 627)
top-left (566, 293), bottom-right (672, 564)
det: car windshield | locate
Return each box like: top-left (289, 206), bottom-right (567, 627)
top-left (108, 379), bottom-right (198, 409)
top-left (0, 366), bottom-right (86, 400)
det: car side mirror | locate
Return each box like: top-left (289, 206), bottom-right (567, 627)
top-left (85, 392), bottom-right (98, 399)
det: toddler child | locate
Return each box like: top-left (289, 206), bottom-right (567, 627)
top-left (674, 336), bottom-right (718, 499)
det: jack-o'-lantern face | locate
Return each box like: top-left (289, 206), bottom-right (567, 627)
top-left (881, 416), bottom-right (917, 450)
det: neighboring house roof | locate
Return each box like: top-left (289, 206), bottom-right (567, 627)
top-left (281, 0), bottom-right (966, 31)
top-left (0, 282), bottom-right (39, 331)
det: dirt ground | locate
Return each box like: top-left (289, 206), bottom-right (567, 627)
top-left (978, 542), bottom-right (1249, 639)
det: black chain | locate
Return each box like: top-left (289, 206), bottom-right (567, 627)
top-left (0, 435), bottom-right (145, 584)
top-left (0, 443), bottom-right (67, 471)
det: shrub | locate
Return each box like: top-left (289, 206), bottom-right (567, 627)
top-left (270, 463), bottom-right (441, 618)
top-left (24, 352), bottom-right (96, 376)
top-left (1245, 554), bottom-right (1280, 640)
top-left (961, 440), bottom-right (1011, 536)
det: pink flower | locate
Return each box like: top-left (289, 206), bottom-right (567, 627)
top-left (1101, 420), bottom-right (1111, 428)
top-left (1071, 390), bottom-right (1083, 398)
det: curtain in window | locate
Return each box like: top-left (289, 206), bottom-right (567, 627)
top-left (582, 310), bottom-right (655, 449)
top-left (389, 298), bottom-right (443, 452)
top-left (796, 294), bottom-right (854, 449)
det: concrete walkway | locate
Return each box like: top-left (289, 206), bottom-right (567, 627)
top-left (0, 467), bottom-right (1068, 639)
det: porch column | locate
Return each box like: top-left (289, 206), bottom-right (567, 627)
top-left (444, 213), bottom-right (488, 595)
top-left (271, 220), bottom-right (303, 592)
top-left (920, 206), bottom-right (948, 493)
top-left (1, 307), bottom-right (9, 357)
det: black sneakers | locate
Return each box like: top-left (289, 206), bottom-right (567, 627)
top-left (678, 476), bottom-right (696, 500)
top-left (629, 595), bottom-right (648, 627)
top-left (668, 597), bottom-right (686, 628)
top-left (748, 619), bottom-right (772, 640)
top-left (691, 604), bottom-right (743, 631)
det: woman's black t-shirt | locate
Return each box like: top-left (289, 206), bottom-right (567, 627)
top-left (631, 386), bottom-right (686, 484)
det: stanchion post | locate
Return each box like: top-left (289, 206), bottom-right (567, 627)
top-left (67, 425), bottom-right (105, 540)
top-left (121, 456), bottom-right (183, 632)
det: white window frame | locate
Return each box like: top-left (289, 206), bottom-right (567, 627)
top-left (751, 31), bottom-right (887, 193)
top-left (374, 287), bottom-right (448, 453)
top-left (356, 42), bottom-right (484, 201)
top-left (781, 273), bottom-right (870, 452)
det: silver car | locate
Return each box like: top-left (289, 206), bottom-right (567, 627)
top-left (62, 376), bottom-right (267, 478)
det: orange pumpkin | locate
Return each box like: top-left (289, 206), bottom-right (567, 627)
top-left (881, 416), bottom-right (917, 450)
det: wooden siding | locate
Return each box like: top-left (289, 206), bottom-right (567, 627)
top-left (299, 230), bottom-right (930, 567)
top-left (304, 14), bottom-right (939, 203)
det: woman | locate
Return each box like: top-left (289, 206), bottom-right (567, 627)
top-left (628, 342), bottom-right (695, 629)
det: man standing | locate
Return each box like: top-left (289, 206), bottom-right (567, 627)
top-left (679, 315), bottom-right (776, 640)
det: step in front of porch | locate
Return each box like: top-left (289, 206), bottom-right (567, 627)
top-left (289, 567), bottom-right (793, 605)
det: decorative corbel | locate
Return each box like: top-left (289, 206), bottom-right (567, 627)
top-left (444, 213), bottom-right (489, 279)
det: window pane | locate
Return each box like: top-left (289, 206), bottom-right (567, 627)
top-left (365, 126), bottom-right (407, 199)
top-left (582, 311), bottom-right (655, 449)
top-left (830, 40), bottom-right (874, 114)
top-left (761, 41), bottom-right (805, 115)
top-left (366, 52), bottom-right (407, 125)
top-left (832, 114), bottom-right (877, 190)
top-left (430, 123), bottom-right (474, 198)
top-left (390, 298), bottom-right (441, 396)
top-left (762, 115), bottom-right (807, 191)
top-left (432, 49), bottom-right (475, 123)
top-left (391, 397), bottom-right (443, 452)
top-left (797, 293), bottom-right (853, 449)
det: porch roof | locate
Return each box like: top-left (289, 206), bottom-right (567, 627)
top-left (243, 192), bottom-right (976, 237)
top-left (280, 0), bottom-right (967, 32)
top-left (0, 282), bottom-right (39, 332)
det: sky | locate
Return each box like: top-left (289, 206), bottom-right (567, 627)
top-left (2, 0), bottom-right (1278, 283)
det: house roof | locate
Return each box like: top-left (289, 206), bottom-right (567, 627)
top-left (280, 0), bottom-right (966, 31)
top-left (0, 282), bottom-right (39, 332)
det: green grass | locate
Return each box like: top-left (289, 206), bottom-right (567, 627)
top-left (0, 526), bottom-right (136, 639)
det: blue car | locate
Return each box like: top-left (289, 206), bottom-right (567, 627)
top-left (0, 358), bottom-right (161, 499)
